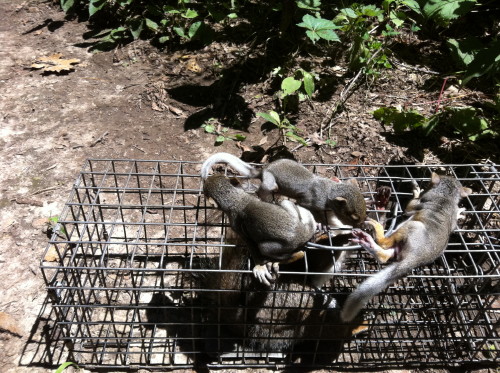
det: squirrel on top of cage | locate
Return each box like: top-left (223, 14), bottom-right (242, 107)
top-left (203, 174), bottom-right (317, 286)
top-left (200, 152), bottom-right (367, 229)
top-left (341, 172), bottom-right (472, 322)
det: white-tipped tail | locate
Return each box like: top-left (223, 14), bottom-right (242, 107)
top-left (340, 263), bottom-right (405, 322)
top-left (200, 152), bottom-right (258, 179)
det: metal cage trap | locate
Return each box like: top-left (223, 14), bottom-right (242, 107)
top-left (41, 159), bottom-right (499, 370)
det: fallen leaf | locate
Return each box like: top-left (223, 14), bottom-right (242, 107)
top-left (351, 151), bottom-right (363, 157)
top-left (258, 136), bottom-right (268, 146)
top-left (32, 217), bottom-right (49, 229)
top-left (44, 246), bottom-right (59, 262)
top-left (151, 101), bottom-right (164, 112)
top-left (31, 53), bottom-right (81, 74)
top-left (186, 58), bottom-right (202, 73)
top-left (0, 312), bottom-right (22, 337)
top-left (168, 105), bottom-right (184, 116)
top-left (236, 141), bottom-right (252, 152)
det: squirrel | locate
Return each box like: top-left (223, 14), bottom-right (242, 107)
top-left (200, 152), bottom-right (367, 228)
top-left (340, 172), bottom-right (472, 322)
top-left (203, 174), bottom-right (317, 286)
top-left (196, 232), bottom-right (357, 362)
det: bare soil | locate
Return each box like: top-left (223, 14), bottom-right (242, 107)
top-left (0, 1), bottom-right (497, 372)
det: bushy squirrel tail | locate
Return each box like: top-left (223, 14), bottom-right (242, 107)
top-left (340, 261), bottom-right (410, 322)
top-left (201, 152), bottom-right (260, 179)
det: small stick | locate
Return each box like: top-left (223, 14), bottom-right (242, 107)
top-left (31, 186), bottom-right (59, 196)
top-left (90, 131), bottom-right (109, 147)
top-left (435, 77), bottom-right (449, 113)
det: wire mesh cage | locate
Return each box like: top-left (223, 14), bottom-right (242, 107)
top-left (40, 159), bottom-right (499, 370)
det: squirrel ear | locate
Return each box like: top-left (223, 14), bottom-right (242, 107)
top-left (461, 187), bottom-right (472, 197)
top-left (345, 178), bottom-right (360, 188)
top-left (430, 172), bottom-right (441, 185)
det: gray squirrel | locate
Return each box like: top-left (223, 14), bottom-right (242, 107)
top-left (201, 152), bottom-right (367, 228)
top-left (340, 173), bottom-right (472, 322)
top-left (203, 175), bottom-right (317, 286)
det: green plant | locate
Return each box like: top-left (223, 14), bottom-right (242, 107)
top-left (60, 0), bottom-right (239, 49)
top-left (257, 110), bottom-right (308, 146)
top-left (297, 14), bottom-right (340, 44)
top-left (373, 104), bottom-right (499, 141)
top-left (202, 118), bottom-right (246, 145)
top-left (55, 361), bottom-right (79, 373)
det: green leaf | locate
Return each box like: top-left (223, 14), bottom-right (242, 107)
top-left (188, 21), bottom-right (202, 39)
top-left (60, 0), bottom-right (75, 13)
top-left (446, 107), bottom-right (491, 140)
top-left (340, 7), bottom-right (357, 18)
top-left (281, 77), bottom-right (302, 96)
top-left (55, 362), bottom-right (79, 373)
top-left (297, 14), bottom-right (340, 44)
top-left (285, 131), bottom-right (309, 146)
top-left (89, 0), bottom-right (107, 17)
top-left (232, 134), bottom-right (246, 141)
top-left (173, 26), bottom-right (186, 38)
top-left (447, 37), bottom-right (483, 68)
top-left (422, 0), bottom-right (476, 26)
top-left (373, 107), bottom-right (426, 132)
top-left (215, 135), bottom-right (226, 143)
top-left (402, 0), bottom-right (421, 13)
top-left (296, 0), bottom-right (321, 11)
top-left (203, 124), bottom-right (216, 133)
top-left (302, 71), bottom-right (315, 98)
top-left (257, 111), bottom-right (281, 126)
top-left (325, 139), bottom-right (337, 147)
top-left (128, 18), bottom-right (144, 40)
top-left (183, 9), bottom-right (199, 19)
top-left (462, 39), bottom-right (500, 85)
top-left (145, 18), bottom-right (160, 32)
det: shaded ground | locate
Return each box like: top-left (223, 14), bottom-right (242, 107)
top-left (0, 1), bottom-right (497, 372)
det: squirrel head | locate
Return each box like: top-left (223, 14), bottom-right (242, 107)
top-left (328, 182), bottom-right (367, 227)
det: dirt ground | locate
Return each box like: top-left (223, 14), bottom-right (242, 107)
top-left (0, 1), bottom-right (497, 373)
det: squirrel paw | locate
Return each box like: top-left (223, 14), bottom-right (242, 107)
top-left (411, 180), bottom-right (422, 198)
top-left (457, 207), bottom-right (466, 220)
top-left (253, 263), bottom-right (276, 287)
top-left (351, 228), bottom-right (375, 249)
top-left (351, 229), bottom-right (393, 264)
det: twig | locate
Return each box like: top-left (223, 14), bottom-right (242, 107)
top-left (31, 186), bottom-right (59, 196)
top-left (435, 77), bottom-right (449, 113)
top-left (90, 131), bottom-right (109, 147)
top-left (133, 145), bottom-right (146, 153)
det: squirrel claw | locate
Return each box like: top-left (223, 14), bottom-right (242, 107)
top-left (253, 263), bottom-right (276, 287)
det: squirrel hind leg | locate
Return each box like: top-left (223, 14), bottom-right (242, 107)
top-left (258, 170), bottom-right (279, 202)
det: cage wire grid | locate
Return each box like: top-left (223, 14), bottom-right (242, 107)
top-left (40, 159), bottom-right (499, 370)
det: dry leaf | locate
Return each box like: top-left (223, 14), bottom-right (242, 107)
top-left (186, 58), bottom-right (202, 73)
top-left (31, 53), bottom-right (81, 73)
top-left (44, 246), bottom-right (59, 262)
top-left (168, 105), bottom-right (184, 116)
top-left (235, 141), bottom-right (252, 152)
top-left (258, 136), bottom-right (268, 146)
top-left (151, 101), bottom-right (164, 112)
top-left (0, 312), bottom-right (22, 337)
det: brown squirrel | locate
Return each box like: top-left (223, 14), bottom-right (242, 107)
top-left (341, 173), bottom-right (472, 322)
top-left (203, 175), bottom-right (317, 286)
top-left (201, 152), bottom-right (367, 228)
